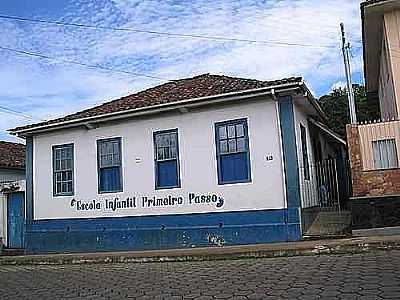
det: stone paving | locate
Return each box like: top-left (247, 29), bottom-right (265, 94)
top-left (1, 251), bottom-right (400, 299)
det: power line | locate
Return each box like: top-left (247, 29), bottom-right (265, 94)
top-left (0, 46), bottom-right (170, 82)
top-left (0, 14), bottom-right (339, 49)
top-left (0, 104), bottom-right (43, 121)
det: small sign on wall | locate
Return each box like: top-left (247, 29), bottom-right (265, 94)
top-left (266, 155), bottom-right (274, 161)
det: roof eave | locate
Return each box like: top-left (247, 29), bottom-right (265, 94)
top-left (361, 0), bottom-right (400, 93)
top-left (300, 82), bottom-right (328, 122)
top-left (10, 80), bottom-right (304, 137)
top-left (308, 118), bottom-right (347, 146)
top-left (362, 2), bottom-right (382, 94)
top-left (0, 165), bottom-right (26, 171)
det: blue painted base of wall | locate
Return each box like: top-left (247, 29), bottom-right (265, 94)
top-left (25, 208), bottom-right (301, 254)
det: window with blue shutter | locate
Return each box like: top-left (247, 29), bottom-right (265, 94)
top-left (154, 129), bottom-right (181, 189)
top-left (97, 138), bottom-right (123, 193)
top-left (53, 144), bottom-right (74, 196)
top-left (215, 119), bottom-right (251, 184)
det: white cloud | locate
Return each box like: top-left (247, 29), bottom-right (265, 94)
top-left (0, 0), bottom-right (363, 141)
top-left (331, 81), bottom-right (347, 91)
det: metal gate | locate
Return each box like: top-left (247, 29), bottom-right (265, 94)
top-left (299, 158), bottom-right (351, 235)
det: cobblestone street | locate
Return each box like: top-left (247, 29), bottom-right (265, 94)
top-left (1, 250), bottom-right (400, 299)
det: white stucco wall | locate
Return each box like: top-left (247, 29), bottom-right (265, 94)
top-left (33, 99), bottom-right (287, 220)
top-left (293, 101), bottom-right (317, 208)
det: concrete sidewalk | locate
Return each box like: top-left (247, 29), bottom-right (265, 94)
top-left (1, 234), bottom-right (400, 265)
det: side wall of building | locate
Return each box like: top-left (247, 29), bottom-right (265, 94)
top-left (293, 101), bottom-right (316, 209)
top-left (347, 124), bottom-right (400, 229)
top-left (25, 97), bottom-right (303, 254)
top-left (384, 9), bottom-right (400, 118)
top-left (347, 124), bottom-right (400, 197)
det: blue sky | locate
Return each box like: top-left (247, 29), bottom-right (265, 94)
top-left (0, 0), bottom-right (363, 142)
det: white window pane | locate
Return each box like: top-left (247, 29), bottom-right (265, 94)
top-left (107, 142), bottom-right (113, 154)
top-left (61, 149), bottom-right (66, 159)
top-left (158, 148), bottom-right (164, 160)
top-left (66, 147), bottom-right (72, 159)
top-left (218, 126), bottom-right (227, 140)
top-left (67, 182), bottom-right (73, 193)
top-left (236, 124), bottom-right (245, 137)
top-left (101, 142), bottom-right (107, 155)
top-left (55, 149), bottom-right (61, 159)
top-left (170, 146), bottom-right (177, 158)
top-left (220, 140), bottom-right (228, 153)
top-left (112, 154), bottom-right (120, 165)
top-left (227, 125), bottom-right (235, 138)
top-left (66, 159), bottom-right (72, 170)
top-left (228, 139), bottom-right (236, 152)
top-left (163, 147), bottom-right (170, 159)
top-left (162, 135), bottom-right (169, 147)
top-left (170, 134), bottom-right (177, 147)
top-left (237, 138), bottom-right (246, 152)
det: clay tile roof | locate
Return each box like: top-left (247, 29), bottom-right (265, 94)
top-left (10, 74), bottom-right (302, 133)
top-left (0, 141), bottom-right (25, 169)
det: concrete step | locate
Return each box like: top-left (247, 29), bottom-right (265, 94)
top-left (305, 210), bottom-right (352, 237)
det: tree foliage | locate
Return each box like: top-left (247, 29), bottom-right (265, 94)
top-left (318, 84), bottom-right (380, 137)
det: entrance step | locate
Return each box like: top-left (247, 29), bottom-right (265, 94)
top-left (305, 210), bottom-right (352, 237)
top-left (1, 248), bottom-right (24, 256)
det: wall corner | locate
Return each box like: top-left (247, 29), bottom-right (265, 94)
top-left (277, 95), bottom-right (301, 228)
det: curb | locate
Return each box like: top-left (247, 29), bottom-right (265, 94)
top-left (1, 236), bottom-right (400, 265)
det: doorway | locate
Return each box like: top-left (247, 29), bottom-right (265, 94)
top-left (7, 192), bottom-right (25, 249)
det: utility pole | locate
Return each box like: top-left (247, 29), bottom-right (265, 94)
top-left (340, 23), bottom-right (357, 124)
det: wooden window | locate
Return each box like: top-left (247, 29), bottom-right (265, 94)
top-left (97, 138), bottom-right (123, 193)
top-left (215, 119), bottom-right (251, 184)
top-left (53, 144), bottom-right (74, 196)
top-left (154, 129), bottom-right (180, 189)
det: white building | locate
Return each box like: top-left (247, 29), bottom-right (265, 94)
top-left (10, 74), bottom-right (346, 254)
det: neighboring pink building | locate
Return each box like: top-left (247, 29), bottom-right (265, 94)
top-left (348, 0), bottom-right (400, 229)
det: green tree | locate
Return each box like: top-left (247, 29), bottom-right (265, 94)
top-left (318, 84), bottom-right (380, 137)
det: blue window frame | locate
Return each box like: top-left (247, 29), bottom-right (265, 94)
top-left (97, 138), bottom-right (123, 193)
top-left (215, 118), bottom-right (251, 185)
top-left (154, 129), bottom-right (181, 189)
top-left (300, 124), bottom-right (310, 180)
top-left (53, 144), bottom-right (74, 196)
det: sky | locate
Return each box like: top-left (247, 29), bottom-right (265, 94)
top-left (0, 0), bottom-right (364, 142)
